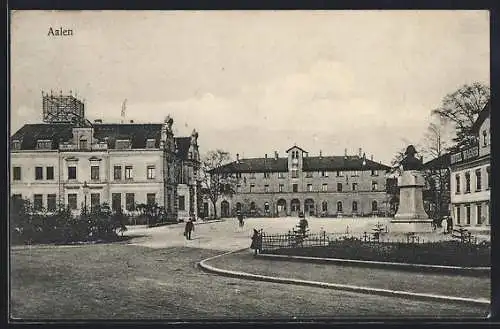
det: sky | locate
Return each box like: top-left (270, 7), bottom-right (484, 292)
top-left (10, 10), bottom-right (489, 165)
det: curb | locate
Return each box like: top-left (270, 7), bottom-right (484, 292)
top-left (198, 250), bottom-right (490, 307)
top-left (256, 253), bottom-right (491, 277)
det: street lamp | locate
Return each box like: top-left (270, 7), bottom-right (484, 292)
top-left (83, 181), bottom-right (89, 214)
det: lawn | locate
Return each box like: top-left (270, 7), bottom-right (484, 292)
top-left (9, 244), bottom-right (489, 320)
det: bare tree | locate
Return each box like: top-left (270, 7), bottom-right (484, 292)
top-left (432, 82), bottom-right (490, 151)
top-left (200, 150), bottom-right (238, 219)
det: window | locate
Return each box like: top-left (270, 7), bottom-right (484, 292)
top-left (68, 194), bottom-right (77, 210)
top-left (264, 185), bottom-right (270, 193)
top-left (292, 184), bottom-right (298, 193)
top-left (249, 172), bottom-right (256, 179)
top-left (337, 201), bottom-right (343, 212)
top-left (307, 184), bottom-right (313, 192)
top-left (46, 167), bottom-right (54, 180)
top-left (321, 171), bottom-right (328, 177)
top-left (336, 171), bottom-right (342, 177)
top-left (249, 184), bottom-right (255, 193)
top-left (12, 140), bottom-right (21, 150)
top-left (372, 181), bottom-right (378, 191)
top-left (146, 139), bottom-right (156, 149)
top-left (236, 172), bottom-right (242, 179)
top-left (112, 193), bottom-right (122, 211)
top-left (352, 171), bottom-right (358, 177)
top-left (264, 202), bottom-right (270, 213)
top-left (292, 151), bottom-right (298, 159)
top-left (477, 204), bottom-right (482, 225)
top-left (278, 172), bottom-right (285, 179)
top-left (352, 183), bottom-right (358, 191)
top-left (13, 167), bottom-right (21, 181)
top-left (114, 166), bottom-right (122, 180)
top-left (371, 170), bottom-right (378, 176)
top-left (68, 166), bottom-right (77, 180)
top-left (483, 130), bottom-right (488, 146)
top-left (178, 195), bottom-right (185, 211)
top-left (455, 174), bottom-right (461, 193)
top-left (33, 194), bottom-right (43, 211)
top-left (147, 193), bottom-right (156, 205)
top-left (91, 166), bottom-right (100, 180)
top-left (306, 172), bottom-right (313, 178)
top-left (466, 204), bottom-right (471, 225)
top-left (279, 184), bottom-right (284, 192)
top-left (465, 172), bottom-right (471, 193)
top-left (291, 169), bottom-right (298, 178)
top-left (322, 184), bottom-right (328, 192)
top-left (456, 206), bottom-right (461, 224)
top-left (47, 194), bottom-right (57, 211)
top-left (236, 185), bottom-right (241, 193)
top-left (337, 183), bottom-right (343, 192)
top-left (80, 139), bottom-right (88, 149)
top-left (147, 165), bottom-right (156, 180)
top-left (352, 201), bottom-right (358, 212)
top-left (116, 139), bottom-right (131, 149)
top-left (475, 169), bottom-right (482, 191)
top-left (126, 193), bottom-right (135, 211)
top-left (125, 166), bottom-right (133, 180)
top-left (372, 201), bottom-right (378, 212)
top-left (487, 166), bottom-right (491, 189)
top-left (264, 172), bottom-right (270, 179)
top-left (35, 166), bottom-right (43, 180)
top-left (91, 193), bottom-right (100, 211)
top-left (322, 201), bottom-right (328, 212)
top-left (36, 140), bottom-right (52, 149)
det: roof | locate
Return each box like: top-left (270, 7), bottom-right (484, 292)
top-left (175, 137), bottom-right (191, 160)
top-left (10, 123), bottom-right (163, 150)
top-left (471, 100), bottom-right (490, 134)
top-left (211, 155), bottom-right (391, 173)
top-left (285, 145), bottom-right (308, 153)
top-left (423, 153), bottom-right (451, 170)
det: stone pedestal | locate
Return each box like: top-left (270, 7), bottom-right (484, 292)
top-left (390, 170), bottom-right (433, 233)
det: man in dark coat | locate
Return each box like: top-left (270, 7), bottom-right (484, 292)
top-left (185, 218), bottom-right (195, 240)
top-left (250, 229), bottom-right (262, 255)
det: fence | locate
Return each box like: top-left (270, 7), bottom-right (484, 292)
top-left (260, 230), bottom-right (483, 252)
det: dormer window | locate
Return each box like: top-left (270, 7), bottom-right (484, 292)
top-left (11, 140), bottom-right (21, 150)
top-left (36, 139), bottom-right (52, 150)
top-left (79, 138), bottom-right (88, 150)
top-left (116, 139), bottom-right (132, 150)
top-left (483, 130), bottom-right (488, 147)
top-left (146, 139), bottom-right (156, 149)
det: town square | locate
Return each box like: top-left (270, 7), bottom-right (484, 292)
top-left (9, 10), bottom-right (490, 321)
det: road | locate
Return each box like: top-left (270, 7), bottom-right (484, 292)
top-left (10, 217), bottom-right (490, 320)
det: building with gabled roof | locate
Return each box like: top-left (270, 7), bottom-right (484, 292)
top-left (205, 145), bottom-right (392, 218)
top-left (10, 96), bottom-right (201, 222)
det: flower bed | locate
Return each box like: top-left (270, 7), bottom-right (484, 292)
top-left (265, 240), bottom-right (490, 267)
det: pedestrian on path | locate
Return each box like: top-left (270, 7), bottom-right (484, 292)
top-left (185, 218), bottom-right (195, 240)
top-left (250, 229), bottom-right (262, 255)
top-left (237, 210), bottom-right (245, 228)
top-left (441, 217), bottom-right (448, 234)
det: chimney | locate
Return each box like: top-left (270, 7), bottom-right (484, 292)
top-left (319, 150), bottom-right (322, 158)
top-left (236, 153), bottom-right (240, 163)
top-left (344, 148), bottom-right (348, 159)
top-left (265, 154), bottom-right (268, 159)
top-left (371, 154), bottom-right (373, 161)
top-left (358, 148), bottom-right (362, 157)
top-left (274, 151), bottom-right (278, 160)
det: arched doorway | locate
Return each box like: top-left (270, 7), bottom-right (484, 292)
top-left (352, 201), bottom-right (358, 215)
top-left (337, 201), bottom-right (343, 213)
top-left (304, 199), bottom-right (315, 216)
top-left (321, 201), bottom-right (328, 217)
top-left (264, 202), bottom-right (270, 216)
top-left (372, 200), bottom-right (378, 214)
top-left (291, 199), bottom-right (301, 217)
top-left (277, 199), bottom-right (287, 217)
top-left (250, 201), bottom-right (256, 216)
top-left (221, 200), bottom-right (230, 218)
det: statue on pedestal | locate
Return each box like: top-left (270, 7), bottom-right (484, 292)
top-left (400, 145), bottom-right (423, 171)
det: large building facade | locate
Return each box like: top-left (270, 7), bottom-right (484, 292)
top-left (207, 146), bottom-right (392, 218)
top-left (450, 102), bottom-right (491, 229)
top-left (10, 94), bottom-right (201, 221)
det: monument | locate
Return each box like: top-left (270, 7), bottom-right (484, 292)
top-left (390, 145), bottom-right (433, 233)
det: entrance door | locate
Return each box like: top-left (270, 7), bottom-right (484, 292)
top-left (277, 199), bottom-right (287, 217)
top-left (291, 199), bottom-right (301, 217)
top-left (221, 200), bottom-right (230, 218)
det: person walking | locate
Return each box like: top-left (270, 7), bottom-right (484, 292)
top-left (250, 229), bottom-right (262, 255)
top-left (441, 217), bottom-right (448, 234)
top-left (184, 218), bottom-right (195, 240)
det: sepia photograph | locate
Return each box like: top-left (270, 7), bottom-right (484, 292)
top-left (9, 10), bottom-right (490, 321)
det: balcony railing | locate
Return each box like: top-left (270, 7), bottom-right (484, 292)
top-left (59, 143), bottom-right (108, 151)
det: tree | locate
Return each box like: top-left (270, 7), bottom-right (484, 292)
top-left (432, 82), bottom-right (490, 151)
top-left (201, 150), bottom-right (238, 219)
